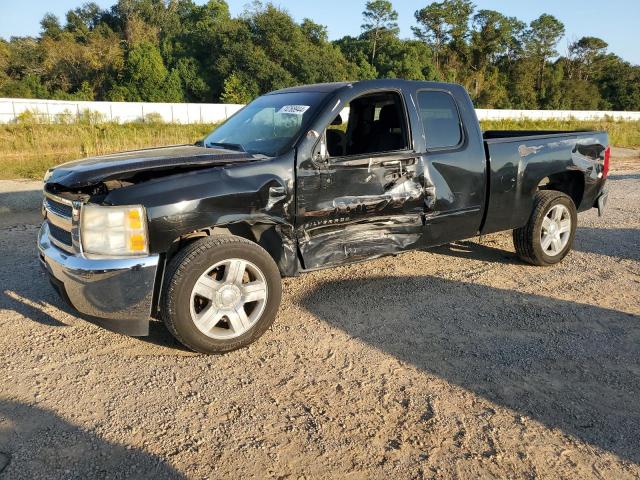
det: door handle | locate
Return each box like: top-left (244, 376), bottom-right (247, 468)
top-left (381, 157), bottom-right (416, 167)
top-left (380, 159), bottom-right (416, 175)
top-left (381, 160), bottom-right (402, 166)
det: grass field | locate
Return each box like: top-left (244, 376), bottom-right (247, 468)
top-left (0, 122), bottom-right (217, 180)
top-left (0, 119), bottom-right (638, 180)
top-left (481, 118), bottom-right (640, 148)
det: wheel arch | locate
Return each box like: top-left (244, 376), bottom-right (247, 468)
top-left (151, 221), bottom-right (297, 320)
top-left (165, 221), bottom-right (299, 277)
top-left (536, 170), bottom-right (585, 209)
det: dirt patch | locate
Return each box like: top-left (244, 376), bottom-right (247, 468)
top-left (0, 167), bottom-right (639, 478)
top-left (612, 146), bottom-right (640, 171)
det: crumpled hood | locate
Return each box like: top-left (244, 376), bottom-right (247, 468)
top-left (46, 144), bottom-right (257, 189)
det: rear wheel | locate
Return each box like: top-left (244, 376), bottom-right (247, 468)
top-left (513, 191), bottom-right (577, 266)
top-left (162, 235), bottom-right (282, 354)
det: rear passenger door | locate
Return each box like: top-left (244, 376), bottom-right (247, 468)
top-left (415, 89), bottom-right (486, 245)
top-left (295, 90), bottom-right (425, 269)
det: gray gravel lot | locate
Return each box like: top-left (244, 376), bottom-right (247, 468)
top-left (0, 162), bottom-right (639, 479)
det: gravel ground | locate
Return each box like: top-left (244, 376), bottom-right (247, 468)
top-left (0, 160), bottom-right (639, 479)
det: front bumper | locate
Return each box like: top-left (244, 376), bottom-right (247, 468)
top-left (38, 222), bottom-right (159, 335)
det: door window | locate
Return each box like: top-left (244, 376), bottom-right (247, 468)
top-left (326, 91), bottom-right (409, 158)
top-left (417, 91), bottom-right (462, 150)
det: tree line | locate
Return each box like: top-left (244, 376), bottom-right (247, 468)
top-left (1, 0), bottom-right (638, 110)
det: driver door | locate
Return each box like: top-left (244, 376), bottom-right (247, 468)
top-left (295, 90), bottom-right (425, 269)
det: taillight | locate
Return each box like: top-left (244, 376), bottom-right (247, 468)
top-left (603, 145), bottom-right (610, 179)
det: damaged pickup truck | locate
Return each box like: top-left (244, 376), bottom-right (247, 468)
top-left (39, 79), bottom-right (610, 353)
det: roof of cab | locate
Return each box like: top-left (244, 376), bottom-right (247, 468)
top-left (268, 79), bottom-right (462, 95)
top-left (268, 82), bottom-right (352, 94)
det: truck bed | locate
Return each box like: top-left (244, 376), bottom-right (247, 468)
top-left (480, 130), bottom-right (608, 236)
top-left (483, 130), bottom-right (600, 142)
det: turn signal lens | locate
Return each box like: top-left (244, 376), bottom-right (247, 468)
top-left (128, 209), bottom-right (142, 229)
top-left (129, 234), bottom-right (146, 252)
top-left (603, 145), bottom-right (610, 179)
top-left (81, 205), bottom-right (149, 256)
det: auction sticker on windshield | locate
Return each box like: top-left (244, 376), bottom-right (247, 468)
top-left (278, 105), bottom-right (310, 115)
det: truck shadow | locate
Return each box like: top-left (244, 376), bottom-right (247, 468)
top-left (0, 188), bottom-right (42, 217)
top-left (574, 227), bottom-right (640, 261)
top-left (300, 275), bottom-right (640, 464)
top-left (0, 226), bottom-right (71, 328)
top-left (0, 237), bottom-right (188, 352)
top-left (431, 227), bottom-right (639, 263)
top-left (608, 173), bottom-right (640, 180)
top-left (0, 399), bottom-right (184, 478)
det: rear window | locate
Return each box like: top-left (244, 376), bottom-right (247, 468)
top-left (417, 91), bottom-right (462, 149)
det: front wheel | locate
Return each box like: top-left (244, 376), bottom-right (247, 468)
top-left (161, 235), bottom-right (282, 354)
top-left (513, 191), bottom-right (577, 266)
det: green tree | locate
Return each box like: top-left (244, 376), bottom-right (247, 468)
top-left (301, 19), bottom-right (328, 45)
top-left (525, 14), bottom-right (565, 92)
top-left (508, 58), bottom-right (539, 109)
top-left (471, 10), bottom-right (517, 68)
top-left (413, 0), bottom-right (474, 76)
top-left (469, 10), bottom-right (520, 99)
top-left (595, 54), bottom-right (640, 110)
top-left (65, 2), bottom-right (103, 38)
top-left (1, 0), bottom-right (638, 111)
top-left (40, 13), bottom-right (63, 39)
top-left (174, 57), bottom-right (210, 102)
top-left (0, 73), bottom-right (49, 98)
top-left (220, 72), bottom-right (254, 103)
top-left (117, 41), bottom-right (183, 102)
top-left (568, 36), bottom-right (608, 80)
top-left (41, 25), bottom-right (124, 99)
top-left (361, 0), bottom-right (399, 63)
top-left (333, 36), bottom-right (379, 79)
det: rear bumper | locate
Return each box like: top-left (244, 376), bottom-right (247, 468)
top-left (595, 189), bottom-right (609, 217)
top-left (38, 222), bottom-right (159, 335)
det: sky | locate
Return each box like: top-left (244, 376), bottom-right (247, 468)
top-left (0, 0), bottom-right (638, 65)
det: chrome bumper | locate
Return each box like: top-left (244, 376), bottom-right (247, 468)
top-left (38, 222), bottom-right (159, 335)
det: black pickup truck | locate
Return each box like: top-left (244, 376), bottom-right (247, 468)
top-left (39, 80), bottom-right (610, 353)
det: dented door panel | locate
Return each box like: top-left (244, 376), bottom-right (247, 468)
top-left (294, 82), bottom-right (429, 269)
top-left (421, 152), bottom-right (486, 245)
top-left (296, 151), bottom-right (426, 269)
top-left (409, 85), bottom-right (488, 246)
top-left (299, 215), bottom-right (423, 269)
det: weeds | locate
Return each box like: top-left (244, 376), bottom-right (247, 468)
top-left (480, 118), bottom-right (640, 147)
top-left (0, 122), bottom-right (216, 179)
top-left (0, 119), bottom-right (638, 180)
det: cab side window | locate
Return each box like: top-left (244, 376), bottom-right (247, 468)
top-left (417, 91), bottom-right (462, 150)
top-left (326, 91), bottom-right (409, 158)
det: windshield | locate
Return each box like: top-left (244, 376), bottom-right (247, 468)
top-left (204, 92), bottom-right (328, 157)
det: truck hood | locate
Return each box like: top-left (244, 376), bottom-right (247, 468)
top-left (45, 144), bottom-right (258, 189)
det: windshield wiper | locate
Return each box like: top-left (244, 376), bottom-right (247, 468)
top-left (206, 142), bottom-right (247, 152)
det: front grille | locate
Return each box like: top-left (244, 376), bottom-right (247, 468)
top-left (48, 221), bottom-right (73, 247)
top-left (46, 198), bottom-right (73, 218)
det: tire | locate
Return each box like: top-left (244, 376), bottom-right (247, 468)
top-left (161, 235), bottom-right (282, 354)
top-left (513, 190), bottom-right (577, 266)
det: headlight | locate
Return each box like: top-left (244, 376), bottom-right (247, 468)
top-left (81, 204), bottom-right (149, 256)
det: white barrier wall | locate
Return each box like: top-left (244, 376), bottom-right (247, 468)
top-left (475, 108), bottom-right (640, 121)
top-left (1, 97), bottom-right (639, 124)
top-left (0, 98), bottom-right (244, 124)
